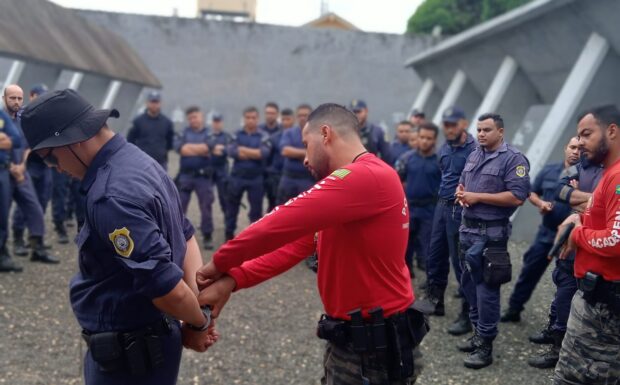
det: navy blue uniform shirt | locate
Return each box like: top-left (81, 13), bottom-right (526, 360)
top-left (279, 126), bottom-right (311, 176)
top-left (70, 135), bottom-right (194, 332)
top-left (259, 123), bottom-right (281, 173)
top-left (269, 130), bottom-right (284, 173)
top-left (555, 158), bottom-right (603, 204)
top-left (127, 112), bottom-right (174, 165)
top-left (396, 150), bottom-right (441, 220)
top-left (460, 142), bottom-right (531, 222)
top-left (175, 126), bottom-right (211, 170)
top-left (228, 129), bottom-right (271, 177)
top-left (438, 133), bottom-right (476, 200)
top-left (359, 122), bottom-right (391, 164)
top-left (390, 141), bottom-right (411, 167)
top-left (207, 131), bottom-right (232, 169)
top-left (0, 110), bottom-right (21, 164)
top-left (532, 163), bottom-right (571, 231)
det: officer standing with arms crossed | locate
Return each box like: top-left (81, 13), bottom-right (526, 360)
top-left (553, 105), bottom-right (620, 384)
top-left (259, 102), bottom-right (282, 212)
top-left (350, 99), bottom-right (391, 164)
top-left (390, 121), bottom-right (413, 167)
top-left (418, 107), bottom-right (475, 336)
top-left (0, 106), bottom-right (22, 272)
top-left (455, 113), bottom-right (530, 369)
top-left (501, 137), bottom-right (579, 323)
top-left (206, 112), bottom-right (232, 228)
top-left (175, 106), bottom-right (216, 250)
top-left (396, 122), bottom-right (441, 275)
top-left (20, 89), bottom-right (218, 384)
top-left (197, 103), bottom-right (428, 385)
top-left (225, 106), bottom-right (271, 240)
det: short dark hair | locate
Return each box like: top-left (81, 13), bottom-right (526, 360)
top-left (418, 122), bottom-right (439, 138)
top-left (265, 102), bottom-right (279, 111)
top-left (578, 105), bottom-right (620, 129)
top-left (307, 103), bottom-right (359, 136)
top-left (185, 106), bottom-right (201, 115)
top-left (398, 120), bottom-right (413, 128)
top-left (478, 113), bottom-right (504, 129)
top-left (297, 104), bottom-right (312, 112)
top-left (281, 108), bottom-right (294, 116)
top-left (243, 106), bottom-right (259, 115)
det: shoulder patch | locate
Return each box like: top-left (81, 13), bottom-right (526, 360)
top-left (516, 165), bottom-right (527, 177)
top-left (108, 227), bottom-right (134, 258)
top-left (331, 169), bottom-right (351, 179)
top-left (615, 185), bottom-right (620, 195)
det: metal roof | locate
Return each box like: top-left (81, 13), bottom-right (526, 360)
top-left (0, 0), bottom-right (160, 87)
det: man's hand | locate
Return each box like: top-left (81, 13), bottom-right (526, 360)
top-left (196, 261), bottom-right (224, 290)
top-left (538, 200), bottom-right (553, 214)
top-left (569, 179), bottom-right (579, 189)
top-left (557, 213), bottom-right (582, 260)
top-left (181, 321), bottom-right (220, 353)
top-left (9, 163), bottom-right (25, 183)
top-left (213, 144), bottom-right (225, 156)
top-left (455, 184), bottom-right (478, 207)
top-left (197, 275), bottom-right (236, 318)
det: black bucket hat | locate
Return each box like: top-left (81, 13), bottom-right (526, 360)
top-left (20, 88), bottom-right (119, 151)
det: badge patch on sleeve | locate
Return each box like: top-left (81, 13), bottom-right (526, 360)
top-left (108, 227), bottom-right (134, 258)
top-left (331, 169), bottom-right (351, 179)
top-left (616, 185), bottom-right (620, 194)
top-left (515, 165), bottom-right (526, 177)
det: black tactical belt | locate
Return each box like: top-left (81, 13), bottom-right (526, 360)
top-left (232, 169), bottom-right (261, 179)
top-left (180, 168), bottom-right (214, 178)
top-left (438, 198), bottom-right (457, 206)
top-left (463, 217), bottom-right (509, 229)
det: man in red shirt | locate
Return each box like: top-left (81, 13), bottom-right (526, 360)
top-left (554, 105), bottom-right (620, 384)
top-left (196, 103), bottom-right (428, 384)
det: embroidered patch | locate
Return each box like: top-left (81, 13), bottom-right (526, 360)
top-left (616, 185), bottom-right (620, 195)
top-left (515, 165), bottom-right (526, 177)
top-left (331, 169), bottom-right (351, 179)
top-left (108, 227), bottom-right (134, 258)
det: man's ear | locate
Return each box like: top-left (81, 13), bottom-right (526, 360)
top-left (607, 123), bottom-right (618, 141)
top-left (321, 125), bottom-right (331, 143)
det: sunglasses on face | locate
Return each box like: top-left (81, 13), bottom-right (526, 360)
top-left (41, 148), bottom-right (59, 167)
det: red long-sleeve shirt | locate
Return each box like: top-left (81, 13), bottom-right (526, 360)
top-left (213, 153), bottom-right (414, 319)
top-left (572, 158), bottom-right (620, 281)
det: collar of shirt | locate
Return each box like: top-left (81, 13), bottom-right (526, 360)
top-left (477, 141), bottom-right (507, 162)
top-left (81, 134), bottom-right (126, 193)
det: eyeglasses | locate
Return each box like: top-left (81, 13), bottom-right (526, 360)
top-left (41, 148), bottom-right (59, 167)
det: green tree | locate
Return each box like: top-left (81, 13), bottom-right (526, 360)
top-left (407, 0), bottom-right (532, 35)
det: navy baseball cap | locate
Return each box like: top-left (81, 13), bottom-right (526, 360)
top-left (442, 106), bottom-right (466, 123)
top-left (20, 89), bottom-right (119, 151)
top-left (410, 108), bottom-right (425, 118)
top-left (212, 112), bottom-right (223, 121)
top-left (349, 99), bottom-right (367, 111)
top-left (30, 84), bottom-right (48, 97)
top-left (147, 91), bottom-right (161, 102)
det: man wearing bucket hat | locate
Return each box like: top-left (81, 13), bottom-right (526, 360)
top-left (20, 89), bottom-right (218, 384)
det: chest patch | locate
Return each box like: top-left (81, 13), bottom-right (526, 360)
top-left (108, 227), bottom-right (134, 258)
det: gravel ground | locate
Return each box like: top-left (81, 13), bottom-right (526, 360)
top-left (0, 158), bottom-right (557, 384)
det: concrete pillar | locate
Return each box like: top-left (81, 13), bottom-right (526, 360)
top-left (410, 78), bottom-right (434, 114)
top-left (101, 80), bottom-right (122, 109)
top-left (432, 70), bottom-right (466, 126)
top-left (2, 60), bottom-right (25, 89)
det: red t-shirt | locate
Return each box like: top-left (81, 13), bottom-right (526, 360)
top-left (213, 153), bottom-right (414, 319)
top-left (572, 158), bottom-right (620, 281)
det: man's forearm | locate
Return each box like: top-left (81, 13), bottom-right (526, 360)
top-left (0, 136), bottom-right (12, 150)
top-left (239, 147), bottom-right (262, 159)
top-left (282, 146), bottom-right (306, 159)
top-left (180, 144), bottom-right (209, 157)
top-left (528, 192), bottom-right (543, 208)
top-left (183, 236), bottom-right (203, 295)
top-left (569, 190), bottom-right (591, 206)
top-left (152, 280), bottom-right (206, 326)
top-left (477, 191), bottom-right (523, 207)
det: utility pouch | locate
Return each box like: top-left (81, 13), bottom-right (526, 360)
top-left (123, 334), bottom-right (149, 377)
top-left (316, 315), bottom-right (348, 347)
top-left (482, 246), bottom-right (511, 286)
top-left (86, 332), bottom-right (124, 372)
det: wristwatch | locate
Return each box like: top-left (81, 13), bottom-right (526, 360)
top-left (186, 306), bottom-right (212, 332)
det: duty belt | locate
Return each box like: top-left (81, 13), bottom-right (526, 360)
top-left (577, 274), bottom-right (620, 311)
top-left (232, 169), bottom-right (261, 179)
top-left (438, 198), bottom-right (458, 206)
top-left (180, 167), bottom-right (214, 178)
top-left (463, 217), bottom-right (509, 229)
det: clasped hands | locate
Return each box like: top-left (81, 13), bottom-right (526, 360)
top-left (455, 184), bottom-right (479, 207)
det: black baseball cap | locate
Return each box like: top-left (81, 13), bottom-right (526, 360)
top-left (442, 106), bottom-right (466, 123)
top-left (20, 89), bottom-right (119, 151)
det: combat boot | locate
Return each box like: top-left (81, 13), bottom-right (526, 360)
top-left (457, 331), bottom-right (481, 353)
top-left (529, 323), bottom-right (554, 344)
top-left (54, 221), bottom-right (69, 244)
top-left (464, 337), bottom-right (493, 369)
top-left (203, 233), bottom-right (214, 250)
top-left (500, 307), bottom-right (521, 323)
top-left (29, 236), bottom-right (59, 264)
top-left (0, 247), bottom-right (23, 272)
top-left (527, 330), bottom-right (564, 368)
top-left (12, 230), bottom-right (29, 256)
top-left (448, 301), bottom-right (472, 335)
top-left (415, 286), bottom-right (445, 316)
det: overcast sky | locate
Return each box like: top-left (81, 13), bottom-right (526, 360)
top-left (50, 0), bottom-right (423, 34)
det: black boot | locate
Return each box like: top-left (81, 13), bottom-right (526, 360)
top-left (12, 230), bottom-right (29, 257)
top-left (448, 301), bottom-right (472, 336)
top-left (203, 233), bottom-right (214, 250)
top-left (464, 337), bottom-right (493, 369)
top-left (415, 286), bottom-right (445, 316)
top-left (529, 323), bottom-right (554, 345)
top-left (500, 307), bottom-right (521, 323)
top-left (0, 247), bottom-right (23, 272)
top-left (29, 236), bottom-right (59, 264)
top-left (527, 330), bottom-right (564, 368)
top-left (54, 221), bottom-right (69, 244)
top-left (457, 332), bottom-right (481, 353)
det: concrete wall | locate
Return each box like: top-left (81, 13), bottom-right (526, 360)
top-left (80, 11), bottom-right (433, 135)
